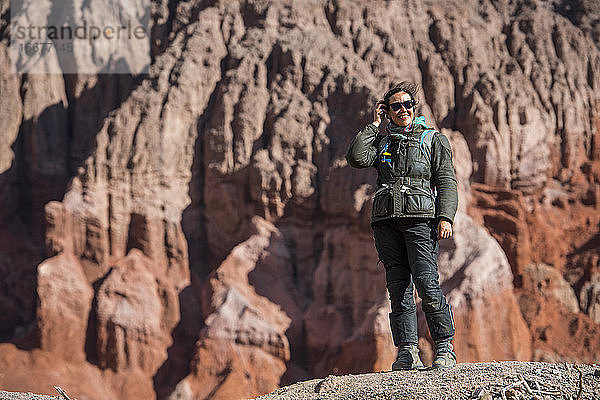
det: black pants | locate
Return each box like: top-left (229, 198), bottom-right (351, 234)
top-left (373, 218), bottom-right (454, 345)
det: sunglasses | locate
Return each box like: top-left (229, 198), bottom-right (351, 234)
top-left (389, 100), bottom-right (415, 111)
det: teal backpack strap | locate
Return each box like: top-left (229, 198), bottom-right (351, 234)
top-left (419, 129), bottom-right (439, 201)
top-left (419, 129), bottom-right (438, 164)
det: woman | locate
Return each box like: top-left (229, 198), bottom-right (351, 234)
top-left (346, 81), bottom-right (458, 370)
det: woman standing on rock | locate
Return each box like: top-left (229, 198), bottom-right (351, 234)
top-left (346, 81), bottom-right (458, 370)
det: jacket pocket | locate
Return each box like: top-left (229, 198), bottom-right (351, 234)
top-left (372, 185), bottom-right (393, 218)
top-left (404, 187), bottom-right (435, 215)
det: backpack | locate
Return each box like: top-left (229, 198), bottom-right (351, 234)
top-left (378, 128), bottom-right (438, 165)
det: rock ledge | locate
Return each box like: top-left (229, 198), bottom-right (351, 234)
top-left (254, 362), bottom-right (600, 400)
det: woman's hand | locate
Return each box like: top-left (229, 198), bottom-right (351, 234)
top-left (438, 220), bottom-right (453, 239)
top-left (373, 101), bottom-right (387, 127)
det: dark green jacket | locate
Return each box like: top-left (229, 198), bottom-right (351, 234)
top-left (346, 122), bottom-right (458, 225)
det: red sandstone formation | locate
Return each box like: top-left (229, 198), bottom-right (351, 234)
top-left (0, 0), bottom-right (599, 399)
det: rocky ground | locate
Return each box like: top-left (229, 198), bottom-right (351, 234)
top-left (254, 362), bottom-right (600, 400)
top-left (1, 362), bottom-right (599, 399)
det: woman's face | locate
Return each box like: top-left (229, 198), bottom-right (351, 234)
top-left (387, 91), bottom-right (415, 127)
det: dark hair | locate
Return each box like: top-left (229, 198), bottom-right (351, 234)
top-left (383, 81), bottom-right (420, 108)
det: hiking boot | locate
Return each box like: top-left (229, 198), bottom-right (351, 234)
top-left (431, 338), bottom-right (456, 369)
top-left (392, 343), bottom-right (424, 371)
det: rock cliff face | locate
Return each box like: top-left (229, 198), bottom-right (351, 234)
top-left (0, 0), bottom-right (599, 399)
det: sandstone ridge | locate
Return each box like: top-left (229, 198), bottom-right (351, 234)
top-left (0, 0), bottom-right (599, 399)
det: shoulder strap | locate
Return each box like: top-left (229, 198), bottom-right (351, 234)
top-left (419, 129), bottom-right (438, 164)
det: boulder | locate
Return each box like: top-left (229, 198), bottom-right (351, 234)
top-left (94, 249), bottom-right (180, 373)
top-left (36, 253), bottom-right (93, 362)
